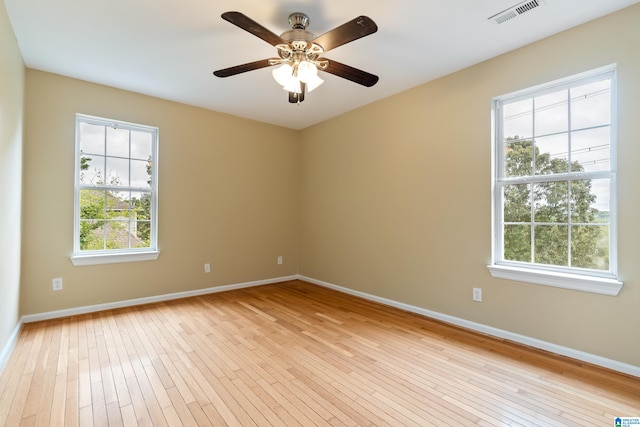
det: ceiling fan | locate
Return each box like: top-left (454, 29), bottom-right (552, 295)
top-left (213, 11), bottom-right (379, 103)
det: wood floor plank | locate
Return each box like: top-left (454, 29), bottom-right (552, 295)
top-left (78, 405), bottom-right (93, 427)
top-left (105, 401), bottom-right (123, 427)
top-left (165, 386), bottom-right (198, 427)
top-left (0, 338), bottom-right (31, 424)
top-left (1, 280), bottom-right (638, 426)
top-left (118, 405), bottom-right (137, 427)
top-left (128, 358), bottom-right (167, 427)
top-left (90, 381), bottom-right (108, 427)
top-left (123, 375), bottom-right (153, 426)
top-left (65, 378), bottom-right (79, 427)
top-left (49, 373), bottom-right (68, 426)
top-left (2, 372), bottom-right (32, 427)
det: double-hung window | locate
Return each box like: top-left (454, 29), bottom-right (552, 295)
top-left (488, 65), bottom-right (622, 295)
top-left (71, 114), bottom-right (159, 266)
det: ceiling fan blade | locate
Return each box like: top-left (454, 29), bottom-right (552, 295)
top-left (320, 59), bottom-right (379, 87)
top-left (213, 59), bottom-right (273, 78)
top-left (312, 16), bottom-right (377, 52)
top-left (221, 11), bottom-right (285, 47)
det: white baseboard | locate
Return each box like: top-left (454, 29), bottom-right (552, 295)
top-left (299, 275), bottom-right (640, 378)
top-left (0, 318), bottom-right (23, 377)
top-left (15, 273), bottom-right (640, 378)
top-left (22, 275), bottom-right (298, 323)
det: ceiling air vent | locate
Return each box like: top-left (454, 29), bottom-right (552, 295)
top-left (489, 0), bottom-right (545, 24)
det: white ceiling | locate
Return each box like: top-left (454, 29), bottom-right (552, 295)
top-left (5, 0), bottom-right (639, 129)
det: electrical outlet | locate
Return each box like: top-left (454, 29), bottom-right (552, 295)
top-left (52, 278), bottom-right (63, 291)
top-left (204, 263), bottom-right (211, 273)
top-left (473, 287), bottom-right (482, 302)
top-left (277, 256), bottom-right (283, 265)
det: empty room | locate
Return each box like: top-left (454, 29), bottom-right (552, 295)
top-left (1, 0), bottom-right (639, 425)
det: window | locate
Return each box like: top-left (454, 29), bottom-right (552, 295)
top-left (71, 114), bottom-right (159, 266)
top-left (488, 65), bottom-right (622, 296)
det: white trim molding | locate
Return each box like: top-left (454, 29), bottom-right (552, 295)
top-left (0, 319), bottom-right (23, 377)
top-left (70, 250), bottom-right (160, 266)
top-left (487, 264), bottom-right (623, 296)
top-left (22, 275), bottom-right (298, 323)
top-left (299, 275), bottom-right (639, 378)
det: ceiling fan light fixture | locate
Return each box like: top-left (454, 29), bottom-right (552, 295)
top-left (272, 63), bottom-right (294, 86)
top-left (305, 74), bottom-right (324, 92)
top-left (274, 60), bottom-right (324, 93)
top-left (283, 78), bottom-right (303, 94)
top-left (297, 61), bottom-right (317, 82)
top-left (296, 61), bottom-right (323, 92)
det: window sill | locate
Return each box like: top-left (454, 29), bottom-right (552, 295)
top-left (70, 250), bottom-right (160, 266)
top-left (487, 264), bottom-right (623, 296)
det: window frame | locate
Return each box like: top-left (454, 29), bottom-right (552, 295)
top-left (488, 65), bottom-right (622, 296)
top-left (71, 114), bottom-right (159, 266)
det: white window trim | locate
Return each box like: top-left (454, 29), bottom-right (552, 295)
top-left (70, 250), bottom-right (160, 266)
top-left (487, 265), bottom-right (622, 296)
top-left (488, 64), bottom-right (622, 296)
top-left (71, 114), bottom-right (159, 266)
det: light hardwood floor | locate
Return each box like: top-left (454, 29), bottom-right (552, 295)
top-left (0, 280), bottom-right (638, 426)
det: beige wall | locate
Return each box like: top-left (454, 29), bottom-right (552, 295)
top-left (300, 5), bottom-right (640, 366)
top-left (0, 2), bottom-right (24, 363)
top-left (21, 71), bottom-right (300, 315)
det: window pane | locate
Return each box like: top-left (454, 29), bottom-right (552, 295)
top-left (107, 191), bottom-right (131, 220)
top-left (79, 155), bottom-right (94, 185)
top-left (131, 191), bottom-right (151, 220)
top-left (131, 131), bottom-right (152, 160)
top-left (106, 127), bottom-right (130, 157)
top-left (571, 80), bottom-right (610, 130)
top-left (104, 221), bottom-right (132, 249)
top-left (535, 90), bottom-right (568, 136)
top-left (534, 225), bottom-right (568, 266)
top-left (504, 139), bottom-right (533, 177)
top-left (134, 220), bottom-right (151, 247)
top-left (80, 155), bottom-right (105, 185)
top-left (504, 184), bottom-right (530, 222)
top-left (504, 225), bottom-right (531, 262)
top-left (131, 159), bottom-right (151, 187)
top-left (571, 225), bottom-right (608, 270)
top-left (533, 181), bottom-right (568, 223)
top-left (534, 134), bottom-right (568, 174)
top-left (105, 157), bottom-right (130, 186)
top-left (570, 127), bottom-right (610, 172)
top-left (79, 122), bottom-right (105, 155)
top-left (80, 220), bottom-right (105, 250)
top-left (131, 190), bottom-right (152, 248)
top-left (80, 190), bottom-right (105, 220)
top-left (570, 179), bottom-right (609, 224)
top-left (503, 99), bottom-right (533, 141)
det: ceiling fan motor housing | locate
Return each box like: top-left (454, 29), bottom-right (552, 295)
top-left (273, 12), bottom-right (326, 71)
top-left (289, 12), bottom-right (309, 29)
top-left (280, 13), bottom-right (316, 43)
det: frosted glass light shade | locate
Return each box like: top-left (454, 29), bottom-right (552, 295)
top-left (283, 78), bottom-right (302, 93)
top-left (306, 74), bottom-right (324, 92)
top-left (272, 61), bottom-right (323, 95)
top-left (272, 64), bottom-right (293, 86)
top-left (297, 61), bottom-right (317, 83)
